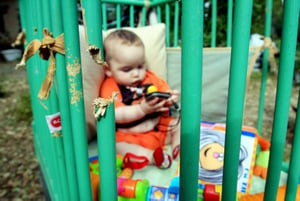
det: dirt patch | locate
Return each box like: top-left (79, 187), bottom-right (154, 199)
top-left (0, 61), bottom-right (44, 201)
top-left (244, 71), bottom-right (298, 162)
top-left (0, 60), bottom-right (298, 200)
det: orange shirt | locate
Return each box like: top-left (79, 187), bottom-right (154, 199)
top-left (100, 70), bottom-right (172, 149)
top-left (100, 70), bottom-right (170, 107)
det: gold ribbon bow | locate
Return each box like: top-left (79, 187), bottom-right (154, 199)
top-left (11, 30), bottom-right (26, 47)
top-left (93, 97), bottom-right (113, 119)
top-left (16, 28), bottom-right (65, 99)
top-left (93, 92), bottom-right (118, 119)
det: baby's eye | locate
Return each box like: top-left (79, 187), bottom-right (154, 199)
top-left (121, 67), bottom-right (132, 72)
top-left (138, 65), bottom-right (144, 69)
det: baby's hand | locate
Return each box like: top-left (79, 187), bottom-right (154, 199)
top-left (140, 97), bottom-right (169, 115)
top-left (165, 90), bottom-right (179, 108)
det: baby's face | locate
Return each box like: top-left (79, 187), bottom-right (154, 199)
top-left (106, 42), bottom-right (146, 87)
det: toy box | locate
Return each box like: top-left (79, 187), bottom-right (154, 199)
top-left (198, 121), bottom-right (257, 194)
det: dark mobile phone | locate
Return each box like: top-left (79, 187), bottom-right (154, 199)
top-left (146, 92), bottom-right (180, 110)
top-left (145, 92), bottom-right (171, 101)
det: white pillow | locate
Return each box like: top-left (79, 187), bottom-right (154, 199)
top-left (79, 24), bottom-right (167, 141)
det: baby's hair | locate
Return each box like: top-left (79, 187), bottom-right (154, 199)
top-left (103, 29), bottom-right (144, 61)
top-left (198, 128), bottom-right (248, 184)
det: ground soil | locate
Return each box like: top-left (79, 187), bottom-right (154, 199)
top-left (244, 71), bottom-right (298, 162)
top-left (0, 59), bottom-right (298, 200)
top-left (0, 60), bottom-right (44, 201)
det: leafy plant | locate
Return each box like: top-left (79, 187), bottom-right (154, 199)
top-left (201, 0), bottom-right (292, 47)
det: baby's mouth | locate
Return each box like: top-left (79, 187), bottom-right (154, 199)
top-left (131, 81), bottom-right (141, 87)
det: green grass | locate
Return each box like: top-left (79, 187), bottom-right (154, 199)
top-left (250, 71), bottom-right (262, 80)
top-left (0, 83), bottom-right (3, 97)
top-left (12, 92), bottom-right (32, 121)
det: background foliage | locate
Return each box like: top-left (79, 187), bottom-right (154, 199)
top-left (203, 0), bottom-right (299, 48)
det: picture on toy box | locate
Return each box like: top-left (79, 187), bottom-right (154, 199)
top-left (198, 121), bottom-right (257, 194)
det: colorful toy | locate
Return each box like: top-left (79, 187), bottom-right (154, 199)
top-left (118, 178), bottom-right (150, 201)
top-left (117, 176), bottom-right (221, 201)
top-left (89, 155), bottom-right (133, 201)
top-left (145, 177), bottom-right (179, 201)
top-left (253, 135), bottom-right (271, 179)
top-left (168, 177), bottom-right (221, 201)
top-left (89, 155), bottom-right (133, 177)
top-left (176, 121), bottom-right (258, 195)
top-left (146, 186), bottom-right (179, 201)
top-left (203, 184), bottom-right (220, 201)
top-left (89, 155), bottom-right (224, 201)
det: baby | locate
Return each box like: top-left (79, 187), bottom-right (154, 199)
top-left (100, 29), bottom-right (180, 169)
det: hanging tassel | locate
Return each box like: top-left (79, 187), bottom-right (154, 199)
top-left (38, 51), bottom-right (56, 99)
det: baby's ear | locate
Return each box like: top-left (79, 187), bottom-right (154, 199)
top-left (103, 62), bottom-right (112, 77)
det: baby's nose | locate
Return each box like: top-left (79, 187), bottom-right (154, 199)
top-left (131, 69), bottom-right (139, 77)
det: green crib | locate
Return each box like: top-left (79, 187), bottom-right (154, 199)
top-left (17, 0), bottom-right (300, 200)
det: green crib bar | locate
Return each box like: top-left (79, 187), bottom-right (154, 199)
top-left (173, 1), bottom-right (179, 47)
top-left (226, 0), bottom-right (233, 47)
top-left (264, 0), bottom-right (300, 200)
top-left (25, 1), bottom-right (57, 194)
top-left (30, 0), bottom-right (63, 198)
top-left (286, 90), bottom-right (300, 200)
top-left (141, 6), bottom-right (147, 26)
top-left (211, 0), bottom-right (217, 47)
top-left (41, 1), bottom-right (70, 200)
top-left (102, 0), bottom-right (175, 6)
top-left (60, 0), bottom-right (92, 200)
top-left (156, 5), bottom-right (162, 22)
top-left (96, 101), bottom-right (118, 201)
top-left (180, 0), bottom-right (203, 200)
top-left (117, 4), bottom-right (122, 28)
top-left (82, 0), bottom-right (103, 56)
top-left (18, 1), bottom-right (57, 196)
top-left (257, 0), bottom-right (273, 134)
top-left (36, 0), bottom-right (65, 198)
top-left (49, 0), bottom-right (80, 200)
top-left (102, 4), bottom-right (108, 30)
top-left (165, 3), bottom-right (170, 47)
top-left (222, 0), bottom-right (253, 200)
top-left (101, 0), bottom-right (179, 47)
top-left (130, 5), bottom-right (135, 27)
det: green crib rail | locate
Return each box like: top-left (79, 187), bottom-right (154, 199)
top-left (257, 0), bottom-right (274, 134)
top-left (222, 1), bottom-right (253, 200)
top-left (97, 102), bottom-right (118, 200)
top-left (180, 0), bottom-right (203, 200)
top-left (61, 0), bottom-right (92, 200)
top-left (287, 90), bottom-right (300, 200)
top-left (17, 0), bottom-right (300, 200)
top-left (18, 0), bottom-right (64, 199)
top-left (100, 0), bottom-right (180, 47)
top-left (265, 0), bottom-right (300, 200)
top-left (50, 0), bottom-right (80, 200)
